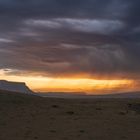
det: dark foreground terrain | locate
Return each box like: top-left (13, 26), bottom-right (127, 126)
top-left (0, 91), bottom-right (140, 140)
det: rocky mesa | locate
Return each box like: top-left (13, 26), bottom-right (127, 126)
top-left (0, 80), bottom-right (33, 94)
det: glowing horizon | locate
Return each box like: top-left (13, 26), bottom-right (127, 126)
top-left (0, 70), bottom-right (139, 94)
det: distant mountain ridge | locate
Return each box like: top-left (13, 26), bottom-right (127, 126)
top-left (0, 80), bottom-right (33, 94)
top-left (39, 91), bottom-right (140, 98)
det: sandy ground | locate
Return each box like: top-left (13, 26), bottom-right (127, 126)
top-left (0, 91), bottom-right (140, 140)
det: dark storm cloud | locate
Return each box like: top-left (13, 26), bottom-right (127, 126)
top-left (0, 0), bottom-right (127, 18)
top-left (0, 0), bottom-right (140, 79)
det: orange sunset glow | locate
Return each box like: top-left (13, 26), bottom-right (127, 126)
top-left (0, 70), bottom-right (138, 94)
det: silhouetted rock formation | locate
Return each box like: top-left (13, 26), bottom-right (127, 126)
top-left (0, 80), bottom-right (33, 94)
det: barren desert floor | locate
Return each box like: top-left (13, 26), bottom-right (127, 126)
top-left (0, 92), bottom-right (140, 140)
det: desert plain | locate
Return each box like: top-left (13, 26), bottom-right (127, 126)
top-left (0, 91), bottom-right (140, 140)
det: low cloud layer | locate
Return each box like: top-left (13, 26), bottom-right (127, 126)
top-left (0, 0), bottom-right (140, 80)
top-left (26, 18), bottom-right (124, 34)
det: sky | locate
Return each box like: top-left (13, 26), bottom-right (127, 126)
top-left (0, 0), bottom-right (140, 94)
